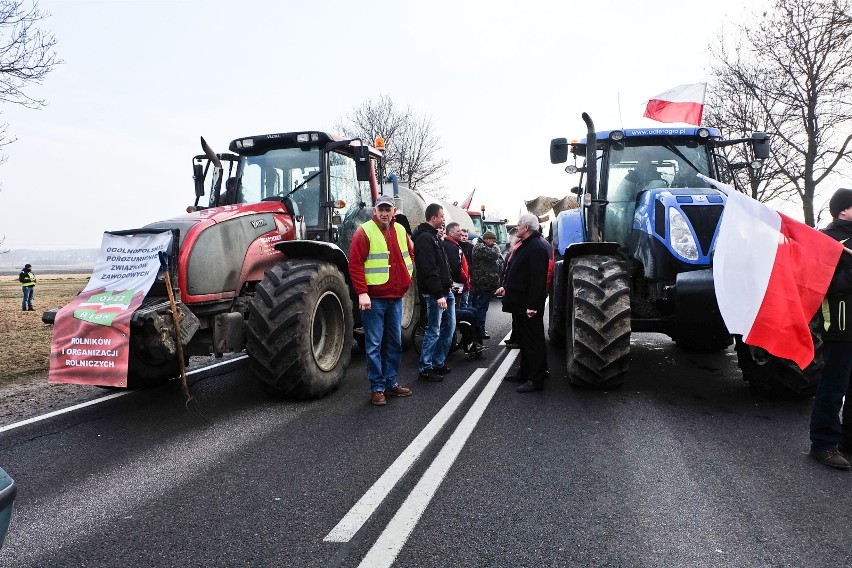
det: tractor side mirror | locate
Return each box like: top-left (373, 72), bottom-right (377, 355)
top-left (354, 146), bottom-right (371, 182)
top-left (550, 138), bottom-right (569, 164)
top-left (751, 132), bottom-right (770, 160)
top-left (193, 163), bottom-right (205, 197)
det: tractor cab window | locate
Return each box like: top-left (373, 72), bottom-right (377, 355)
top-left (236, 147), bottom-right (322, 226)
top-left (329, 150), bottom-right (372, 246)
top-left (604, 142), bottom-right (713, 246)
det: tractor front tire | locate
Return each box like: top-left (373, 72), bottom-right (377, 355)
top-left (247, 259), bottom-right (353, 399)
top-left (565, 255), bottom-right (631, 389)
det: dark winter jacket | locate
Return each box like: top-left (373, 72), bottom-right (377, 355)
top-left (442, 236), bottom-right (468, 290)
top-left (412, 222), bottom-right (452, 296)
top-left (471, 239), bottom-right (502, 292)
top-left (820, 219), bottom-right (852, 342)
top-left (501, 230), bottom-right (550, 313)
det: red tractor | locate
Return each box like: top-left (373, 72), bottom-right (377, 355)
top-left (48, 132), bottom-right (399, 398)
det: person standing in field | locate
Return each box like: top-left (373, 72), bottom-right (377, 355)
top-left (19, 263), bottom-right (36, 312)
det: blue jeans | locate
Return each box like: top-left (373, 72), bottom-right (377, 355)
top-left (471, 290), bottom-right (493, 333)
top-left (360, 297), bottom-right (403, 393)
top-left (419, 292), bottom-right (455, 372)
top-left (459, 290), bottom-right (470, 308)
top-left (810, 341), bottom-right (852, 451)
top-left (22, 286), bottom-right (34, 310)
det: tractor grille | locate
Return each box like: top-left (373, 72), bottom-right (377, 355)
top-left (681, 205), bottom-right (724, 256)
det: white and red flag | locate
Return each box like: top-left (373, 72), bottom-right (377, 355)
top-left (643, 83), bottom-right (707, 126)
top-left (460, 188), bottom-right (475, 210)
top-left (707, 177), bottom-right (843, 369)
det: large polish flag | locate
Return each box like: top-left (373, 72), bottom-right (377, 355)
top-left (644, 83), bottom-right (707, 126)
top-left (709, 178), bottom-right (843, 369)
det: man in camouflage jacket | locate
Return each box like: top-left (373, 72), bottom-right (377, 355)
top-left (470, 231), bottom-right (502, 339)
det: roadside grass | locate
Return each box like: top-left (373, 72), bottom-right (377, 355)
top-left (0, 274), bottom-right (89, 384)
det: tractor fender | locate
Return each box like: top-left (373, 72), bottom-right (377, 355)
top-left (553, 209), bottom-right (586, 255)
top-left (274, 240), bottom-right (352, 288)
top-left (562, 241), bottom-right (622, 262)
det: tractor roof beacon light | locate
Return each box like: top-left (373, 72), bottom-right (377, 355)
top-left (374, 137), bottom-right (385, 150)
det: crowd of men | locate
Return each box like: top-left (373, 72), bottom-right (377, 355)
top-left (348, 196), bottom-right (551, 406)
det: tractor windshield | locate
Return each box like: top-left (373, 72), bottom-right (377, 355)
top-left (236, 147), bottom-right (322, 226)
top-left (604, 140), bottom-right (714, 246)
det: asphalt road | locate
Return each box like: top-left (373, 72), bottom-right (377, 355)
top-left (1, 305), bottom-right (850, 567)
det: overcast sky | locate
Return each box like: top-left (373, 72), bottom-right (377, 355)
top-left (0, 0), bottom-right (761, 251)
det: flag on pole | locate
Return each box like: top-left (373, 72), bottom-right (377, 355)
top-left (708, 178), bottom-right (843, 369)
top-left (643, 83), bottom-right (707, 126)
top-left (460, 188), bottom-right (475, 210)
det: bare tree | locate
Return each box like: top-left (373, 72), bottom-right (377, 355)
top-left (0, 0), bottom-right (59, 249)
top-left (335, 94), bottom-right (449, 194)
top-left (708, 0), bottom-right (852, 226)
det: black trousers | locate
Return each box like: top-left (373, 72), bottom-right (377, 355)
top-left (514, 311), bottom-right (548, 384)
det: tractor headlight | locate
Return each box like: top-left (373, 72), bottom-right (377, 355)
top-left (669, 208), bottom-right (699, 260)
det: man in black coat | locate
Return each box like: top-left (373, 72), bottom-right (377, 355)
top-left (412, 203), bottom-right (455, 381)
top-left (809, 187), bottom-right (852, 469)
top-left (496, 212), bottom-right (551, 392)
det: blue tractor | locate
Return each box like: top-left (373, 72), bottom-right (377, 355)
top-left (548, 113), bottom-right (819, 396)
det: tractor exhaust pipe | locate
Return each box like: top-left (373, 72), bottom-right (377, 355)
top-left (581, 113), bottom-right (602, 242)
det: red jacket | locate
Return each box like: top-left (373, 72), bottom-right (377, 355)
top-left (348, 216), bottom-right (414, 299)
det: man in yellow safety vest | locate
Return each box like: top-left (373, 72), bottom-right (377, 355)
top-left (348, 194), bottom-right (415, 406)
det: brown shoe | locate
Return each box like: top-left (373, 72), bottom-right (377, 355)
top-left (371, 392), bottom-right (387, 406)
top-left (386, 386), bottom-right (412, 397)
top-left (809, 448), bottom-right (850, 470)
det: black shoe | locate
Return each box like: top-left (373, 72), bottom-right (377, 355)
top-left (809, 448), bottom-right (851, 470)
top-left (516, 380), bottom-right (543, 393)
top-left (418, 370), bottom-right (443, 382)
top-left (27, 307), bottom-right (34, 311)
top-left (481, 332), bottom-right (491, 340)
top-left (504, 340), bottom-right (519, 349)
top-left (433, 365), bottom-right (451, 375)
top-left (503, 374), bottom-right (525, 383)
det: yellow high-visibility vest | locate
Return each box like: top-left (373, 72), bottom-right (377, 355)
top-left (362, 220), bottom-right (413, 285)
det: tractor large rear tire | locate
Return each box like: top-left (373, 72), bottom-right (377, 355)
top-left (734, 318), bottom-right (822, 399)
top-left (565, 255), bottom-right (631, 389)
top-left (246, 259), bottom-right (353, 399)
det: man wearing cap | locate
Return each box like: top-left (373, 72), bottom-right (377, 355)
top-left (19, 263), bottom-right (36, 311)
top-left (348, 194), bottom-right (415, 406)
top-left (809, 187), bottom-right (852, 469)
top-left (471, 230), bottom-right (502, 339)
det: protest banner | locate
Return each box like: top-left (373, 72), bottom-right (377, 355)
top-left (49, 231), bottom-right (174, 387)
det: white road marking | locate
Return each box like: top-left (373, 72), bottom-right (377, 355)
top-left (357, 349), bottom-right (519, 568)
top-left (0, 354), bottom-right (248, 434)
top-left (324, 367), bottom-right (488, 543)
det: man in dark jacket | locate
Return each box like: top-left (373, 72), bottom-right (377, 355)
top-left (412, 203), bottom-right (454, 381)
top-left (496, 213), bottom-right (551, 393)
top-left (443, 222), bottom-right (483, 353)
top-left (809, 187), bottom-right (852, 469)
